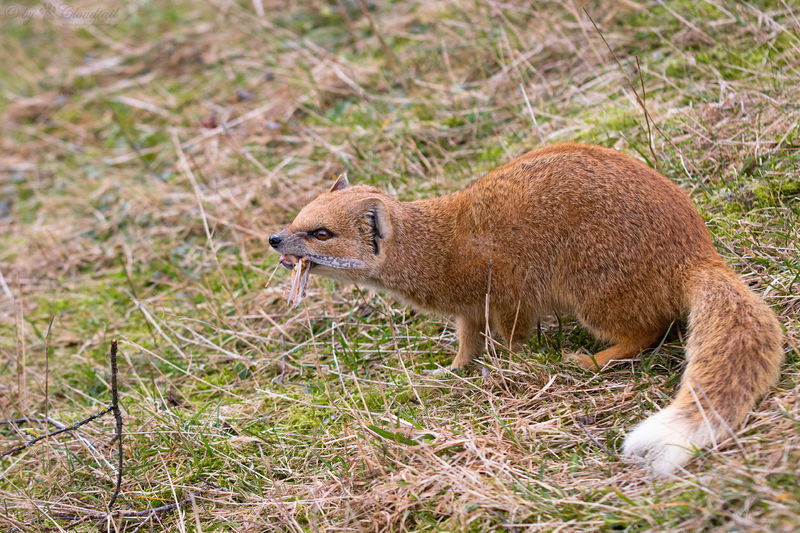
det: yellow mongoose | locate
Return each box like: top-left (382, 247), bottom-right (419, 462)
top-left (269, 143), bottom-right (783, 475)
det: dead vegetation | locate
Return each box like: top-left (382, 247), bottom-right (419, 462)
top-left (0, 0), bottom-right (798, 531)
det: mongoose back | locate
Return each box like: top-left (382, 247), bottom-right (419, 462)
top-left (269, 142), bottom-right (783, 476)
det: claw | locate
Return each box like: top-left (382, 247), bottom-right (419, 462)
top-left (424, 366), bottom-right (460, 377)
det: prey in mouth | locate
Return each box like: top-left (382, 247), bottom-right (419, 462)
top-left (279, 254), bottom-right (302, 270)
top-left (275, 253), bottom-right (366, 308)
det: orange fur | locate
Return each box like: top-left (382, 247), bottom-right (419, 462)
top-left (269, 143), bottom-right (784, 475)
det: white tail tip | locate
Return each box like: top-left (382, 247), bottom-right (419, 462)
top-left (622, 408), bottom-right (710, 477)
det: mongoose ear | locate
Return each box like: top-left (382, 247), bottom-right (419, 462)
top-left (370, 199), bottom-right (392, 242)
top-left (330, 173), bottom-right (349, 192)
top-left (358, 197), bottom-right (393, 255)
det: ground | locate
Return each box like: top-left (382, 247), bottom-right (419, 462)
top-left (0, 1), bottom-right (799, 531)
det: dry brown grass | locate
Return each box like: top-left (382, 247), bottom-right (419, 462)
top-left (0, 0), bottom-right (798, 531)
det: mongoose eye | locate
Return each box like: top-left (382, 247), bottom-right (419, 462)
top-left (313, 229), bottom-right (332, 240)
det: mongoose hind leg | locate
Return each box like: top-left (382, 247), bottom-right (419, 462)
top-left (567, 332), bottom-right (662, 371)
top-left (492, 305), bottom-right (534, 353)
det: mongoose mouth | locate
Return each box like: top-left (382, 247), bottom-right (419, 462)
top-left (280, 254), bottom-right (301, 269)
top-left (279, 253), bottom-right (366, 270)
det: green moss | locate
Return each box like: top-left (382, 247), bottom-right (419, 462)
top-left (589, 106), bottom-right (639, 132)
top-left (754, 179), bottom-right (800, 207)
top-left (754, 185), bottom-right (773, 205)
top-left (728, 202), bottom-right (751, 216)
top-left (284, 405), bottom-right (323, 431)
top-left (780, 180), bottom-right (800, 196)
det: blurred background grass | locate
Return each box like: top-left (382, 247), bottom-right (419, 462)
top-left (0, 1), bottom-right (799, 531)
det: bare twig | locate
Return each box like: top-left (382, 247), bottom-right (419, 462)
top-left (108, 340), bottom-right (124, 509)
top-left (43, 315), bottom-right (53, 476)
top-left (635, 55), bottom-right (660, 173)
top-left (581, 7), bottom-right (710, 194)
top-left (0, 406), bottom-right (113, 459)
top-left (484, 260), bottom-right (493, 354)
top-left (357, 0), bottom-right (398, 71)
top-left (0, 341), bottom-right (128, 530)
top-left (583, 11), bottom-right (661, 166)
top-left (37, 493), bottom-right (199, 532)
top-left (576, 417), bottom-right (615, 458)
top-left (0, 417), bottom-right (63, 428)
top-left (1, 340), bottom-right (125, 508)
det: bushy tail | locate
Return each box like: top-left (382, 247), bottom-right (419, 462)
top-left (623, 262), bottom-right (783, 476)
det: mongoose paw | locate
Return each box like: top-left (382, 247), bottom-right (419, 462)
top-left (446, 365), bottom-right (463, 376)
top-left (565, 351), bottom-right (601, 371)
top-left (424, 366), bottom-right (460, 377)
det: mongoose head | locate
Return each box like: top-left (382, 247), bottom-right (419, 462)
top-left (269, 175), bottom-right (394, 283)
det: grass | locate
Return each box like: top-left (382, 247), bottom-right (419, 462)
top-left (1, 0), bottom-right (799, 530)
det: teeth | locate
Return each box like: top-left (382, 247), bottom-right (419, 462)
top-left (279, 254), bottom-right (300, 268)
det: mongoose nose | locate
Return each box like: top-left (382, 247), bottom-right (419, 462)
top-left (269, 234), bottom-right (283, 248)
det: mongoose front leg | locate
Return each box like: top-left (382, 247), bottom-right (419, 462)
top-left (567, 332), bottom-right (662, 371)
top-left (497, 309), bottom-right (533, 354)
top-left (450, 314), bottom-right (484, 371)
